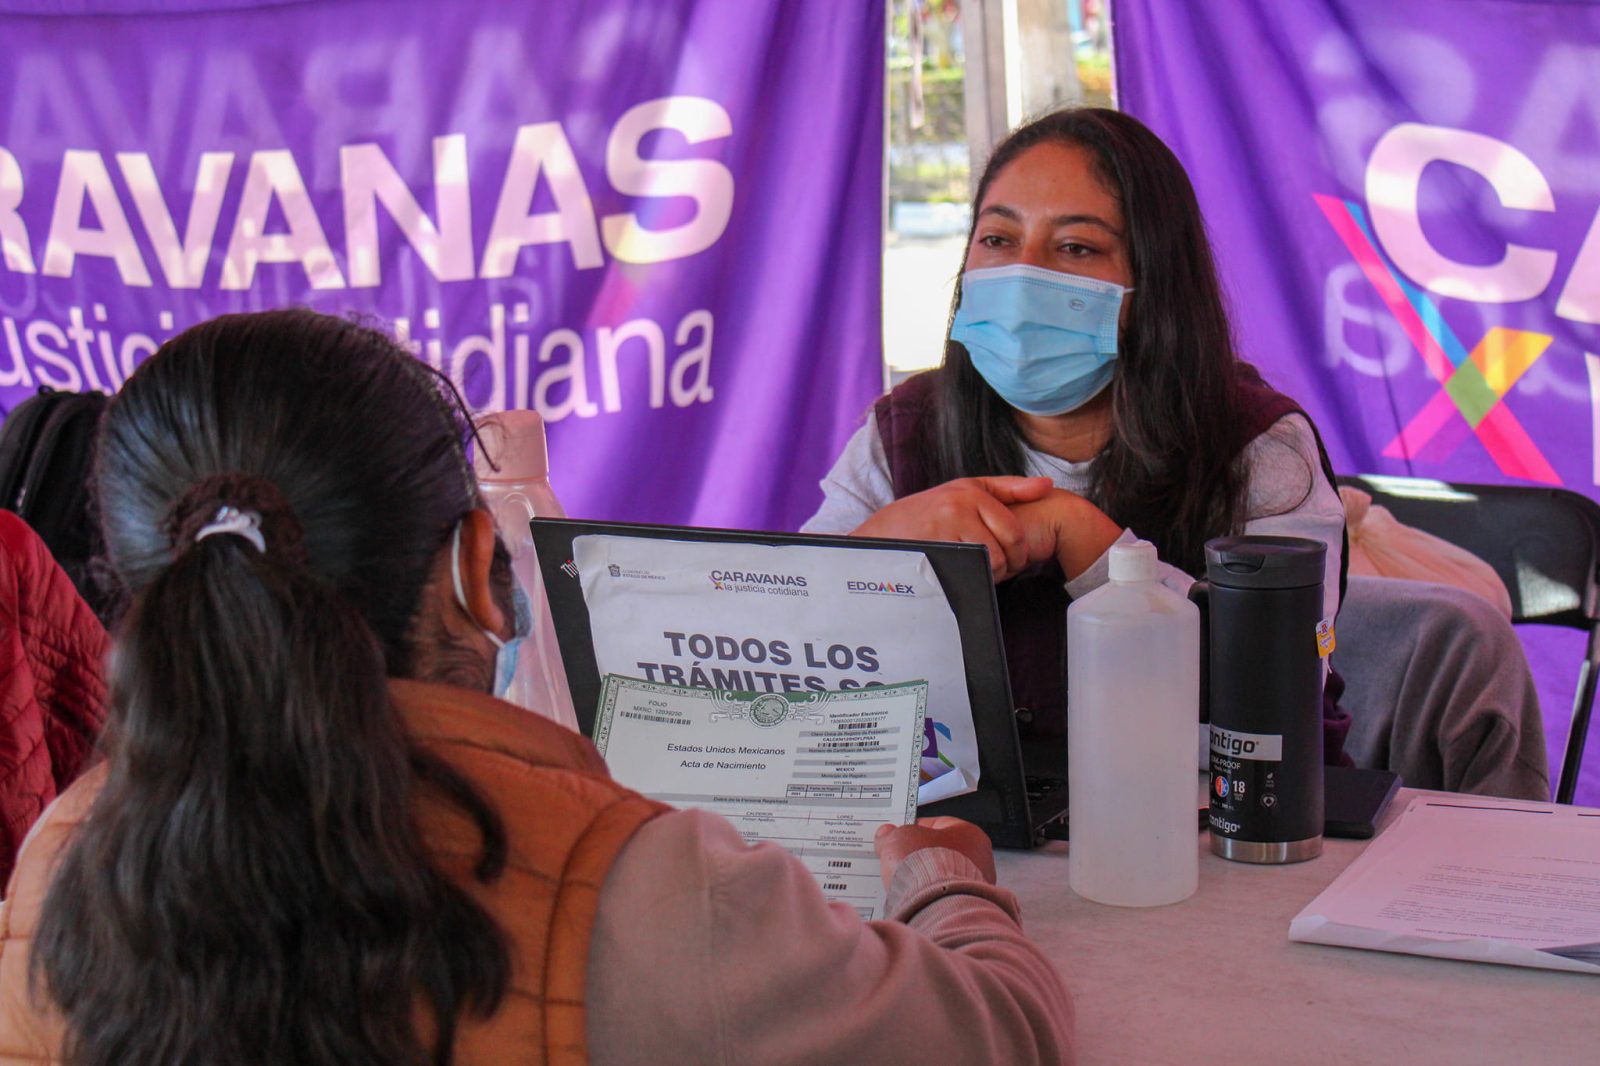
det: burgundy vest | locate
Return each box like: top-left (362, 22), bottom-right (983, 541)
top-left (873, 366), bottom-right (1352, 765)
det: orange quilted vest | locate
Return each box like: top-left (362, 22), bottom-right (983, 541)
top-left (0, 678), bottom-right (665, 1065)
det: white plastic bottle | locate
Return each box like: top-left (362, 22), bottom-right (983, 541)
top-left (1066, 540), bottom-right (1199, 906)
top-left (473, 411), bottom-right (579, 731)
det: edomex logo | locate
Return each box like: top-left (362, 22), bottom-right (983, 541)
top-left (846, 578), bottom-right (915, 596)
top-left (1319, 123), bottom-right (1599, 484)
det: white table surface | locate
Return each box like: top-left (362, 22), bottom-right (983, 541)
top-left (994, 789), bottom-right (1599, 1065)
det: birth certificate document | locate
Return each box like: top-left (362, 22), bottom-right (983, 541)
top-left (593, 675), bottom-right (927, 920)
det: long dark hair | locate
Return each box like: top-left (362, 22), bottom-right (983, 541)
top-left (34, 310), bottom-right (510, 1065)
top-left (934, 108), bottom-right (1254, 575)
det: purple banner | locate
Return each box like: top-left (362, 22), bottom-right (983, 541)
top-left (1115, 0), bottom-right (1600, 803)
top-left (0, 0), bottom-right (886, 531)
top-left (1115, 0), bottom-right (1600, 491)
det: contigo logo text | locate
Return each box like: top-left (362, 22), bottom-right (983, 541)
top-left (1209, 726), bottom-right (1283, 762)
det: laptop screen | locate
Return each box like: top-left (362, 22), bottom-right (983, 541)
top-left (528, 517), bottom-right (1059, 848)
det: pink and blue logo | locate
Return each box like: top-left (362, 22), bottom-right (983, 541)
top-left (1316, 193), bottom-right (1559, 484)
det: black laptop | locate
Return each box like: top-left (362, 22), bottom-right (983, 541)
top-left (528, 517), bottom-right (1069, 848)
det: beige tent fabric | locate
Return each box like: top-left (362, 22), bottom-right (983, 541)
top-left (1341, 486), bottom-right (1513, 619)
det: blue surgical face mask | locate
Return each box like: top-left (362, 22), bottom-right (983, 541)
top-left (949, 264), bottom-right (1131, 416)
top-left (451, 523), bottom-right (532, 699)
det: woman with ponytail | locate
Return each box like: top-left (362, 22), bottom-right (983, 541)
top-left (0, 310), bottom-right (1072, 1065)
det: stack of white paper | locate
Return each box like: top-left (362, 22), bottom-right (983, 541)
top-left (1290, 795), bottom-right (1600, 975)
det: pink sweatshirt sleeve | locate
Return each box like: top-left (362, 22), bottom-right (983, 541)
top-left (586, 808), bottom-right (1074, 1065)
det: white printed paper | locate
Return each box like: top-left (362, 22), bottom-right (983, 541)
top-left (574, 534), bottom-right (979, 802)
top-left (594, 675), bottom-right (927, 919)
top-left (1289, 796), bottom-right (1600, 975)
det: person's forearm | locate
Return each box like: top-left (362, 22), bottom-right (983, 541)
top-left (889, 849), bottom-right (1075, 1065)
top-left (590, 811), bottom-right (1075, 1066)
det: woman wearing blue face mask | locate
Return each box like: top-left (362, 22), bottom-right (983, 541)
top-left (804, 108), bottom-right (1352, 757)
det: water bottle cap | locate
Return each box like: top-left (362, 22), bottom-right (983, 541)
top-left (1108, 539), bottom-right (1158, 582)
top-left (474, 411), bottom-right (549, 482)
top-left (1204, 535), bottom-right (1325, 590)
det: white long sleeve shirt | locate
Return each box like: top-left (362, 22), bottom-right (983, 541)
top-left (801, 412), bottom-right (1344, 617)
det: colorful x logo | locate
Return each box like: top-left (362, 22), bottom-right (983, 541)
top-left (1316, 195), bottom-right (1559, 485)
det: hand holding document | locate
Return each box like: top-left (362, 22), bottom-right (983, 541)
top-left (1290, 795), bottom-right (1600, 974)
top-left (594, 674), bottom-right (928, 919)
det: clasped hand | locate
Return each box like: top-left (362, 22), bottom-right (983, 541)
top-left (852, 476), bottom-right (1121, 582)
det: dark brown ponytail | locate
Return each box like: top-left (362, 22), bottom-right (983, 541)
top-left (34, 311), bottom-right (509, 1065)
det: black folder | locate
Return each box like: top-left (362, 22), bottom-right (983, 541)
top-left (529, 517), bottom-right (1069, 849)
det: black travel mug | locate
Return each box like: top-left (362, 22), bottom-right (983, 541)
top-left (1192, 536), bottom-right (1325, 864)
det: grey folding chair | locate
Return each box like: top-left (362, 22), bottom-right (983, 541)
top-left (1340, 474), bottom-right (1600, 804)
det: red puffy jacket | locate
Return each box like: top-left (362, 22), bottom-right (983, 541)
top-left (0, 512), bottom-right (108, 887)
